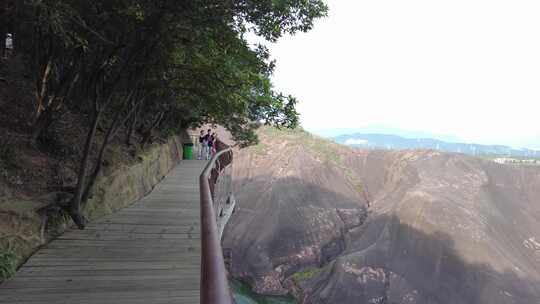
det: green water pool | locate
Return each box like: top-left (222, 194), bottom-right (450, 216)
top-left (231, 280), bottom-right (296, 304)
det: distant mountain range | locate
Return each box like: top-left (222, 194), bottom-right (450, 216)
top-left (332, 133), bottom-right (540, 157)
top-left (311, 125), bottom-right (462, 143)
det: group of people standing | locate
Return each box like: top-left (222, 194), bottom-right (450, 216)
top-left (198, 129), bottom-right (217, 160)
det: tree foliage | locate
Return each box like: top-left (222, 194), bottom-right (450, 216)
top-left (10, 0), bottom-right (328, 228)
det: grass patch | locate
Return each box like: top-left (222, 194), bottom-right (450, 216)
top-left (355, 182), bottom-right (364, 194)
top-left (260, 126), bottom-right (345, 166)
top-left (44, 209), bottom-right (72, 236)
top-left (104, 144), bottom-right (127, 171)
top-left (291, 267), bottom-right (322, 282)
top-left (259, 126), bottom-right (369, 199)
top-left (0, 249), bottom-right (17, 280)
top-left (260, 126), bottom-right (304, 138)
top-left (250, 142), bottom-right (268, 155)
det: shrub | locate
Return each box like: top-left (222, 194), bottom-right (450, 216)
top-left (0, 249), bottom-right (17, 280)
top-left (0, 144), bottom-right (17, 169)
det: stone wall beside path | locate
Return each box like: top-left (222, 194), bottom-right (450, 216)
top-left (0, 134), bottom-right (187, 280)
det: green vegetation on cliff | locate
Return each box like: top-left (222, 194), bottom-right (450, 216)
top-left (0, 250), bottom-right (17, 280)
top-left (256, 127), bottom-right (368, 197)
top-left (259, 127), bottom-right (347, 165)
top-left (291, 267), bottom-right (322, 283)
top-left (232, 280), bottom-right (296, 304)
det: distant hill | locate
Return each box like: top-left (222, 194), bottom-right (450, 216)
top-left (333, 133), bottom-right (540, 157)
top-left (311, 125), bottom-right (462, 142)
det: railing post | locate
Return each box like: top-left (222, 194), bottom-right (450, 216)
top-left (199, 146), bottom-right (235, 304)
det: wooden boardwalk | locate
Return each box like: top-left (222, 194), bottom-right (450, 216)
top-left (0, 160), bottom-right (207, 304)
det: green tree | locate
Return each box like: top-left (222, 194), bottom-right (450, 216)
top-left (12, 0), bottom-right (328, 228)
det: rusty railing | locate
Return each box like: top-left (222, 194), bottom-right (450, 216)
top-left (199, 144), bottom-right (235, 304)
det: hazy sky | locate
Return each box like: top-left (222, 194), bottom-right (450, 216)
top-left (258, 0), bottom-right (540, 148)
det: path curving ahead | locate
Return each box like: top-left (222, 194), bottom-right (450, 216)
top-left (0, 160), bottom-right (207, 304)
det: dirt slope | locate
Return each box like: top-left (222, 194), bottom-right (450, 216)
top-left (223, 127), bottom-right (540, 304)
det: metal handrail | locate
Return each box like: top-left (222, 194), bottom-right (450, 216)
top-left (199, 146), bottom-right (234, 304)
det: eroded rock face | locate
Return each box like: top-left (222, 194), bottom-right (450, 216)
top-left (223, 130), bottom-right (368, 295)
top-left (223, 128), bottom-right (540, 304)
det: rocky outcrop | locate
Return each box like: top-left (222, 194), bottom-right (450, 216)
top-left (0, 136), bottom-right (184, 277)
top-left (304, 150), bottom-right (540, 304)
top-left (223, 128), bottom-right (369, 295)
top-left (223, 127), bottom-right (540, 304)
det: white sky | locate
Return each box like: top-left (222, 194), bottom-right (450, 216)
top-left (260, 0), bottom-right (540, 148)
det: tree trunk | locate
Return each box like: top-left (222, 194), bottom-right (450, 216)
top-left (31, 101), bottom-right (55, 142)
top-left (34, 59), bottom-right (52, 123)
top-left (31, 73), bottom-right (79, 143)
top-left (125, 102), bottom-right (141, 146)
top-left (81, 109), bottom-right (123, 204)
top-left (68, 108), bottom-right (101, 229)
top-left (141, 111), bottom-right (164, 147)
top-left (81, 94), bottom-right (141, 205)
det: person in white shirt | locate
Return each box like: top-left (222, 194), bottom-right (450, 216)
top-left (5, 33), bottom-right (13, 57)
top-left (197, 130), bottom-right (205, 160)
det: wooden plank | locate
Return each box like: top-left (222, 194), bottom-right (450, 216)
top-left (0, 290), bottom-right (199, 304)
top-left (81, 225), bottom-right (200, 234)
top-left (46, 239), bottom-right (200, 247)
top-left (18, 261), bottom-right (199, 270)
top-left (15, 267), bottom-right (200, 278)
top-left (57, 232), bottom-right (201, 241)
top-left (0, 160), bottom-right (207, 304)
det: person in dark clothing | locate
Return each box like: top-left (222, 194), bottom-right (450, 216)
top-left (207, 130), bottom-right (214, 160)
top-left (197, 130), bottom-right (205, 160)
top-left (210, 132), bottom-right (218, 155)
top-left (204, 129), bottom-right (212, 160)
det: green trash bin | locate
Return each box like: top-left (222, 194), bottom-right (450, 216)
top-left (183, 143), bottom-right (194, 160)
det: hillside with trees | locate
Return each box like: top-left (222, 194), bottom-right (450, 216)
top-left (0, 0), bottom-right (327, 278)
top-left (0, 0), bottom-right (327, 226)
